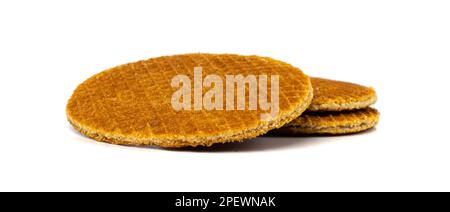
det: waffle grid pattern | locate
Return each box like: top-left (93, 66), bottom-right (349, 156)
top-left (67, 53), bottom-right (312, 147)
top-left (307, 77), bottom-right (377, 111)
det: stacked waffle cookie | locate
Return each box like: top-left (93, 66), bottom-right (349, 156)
top-left (67, 53), bottom-right (379, 148)
top-left (273, 78), bottom-right (379, 135)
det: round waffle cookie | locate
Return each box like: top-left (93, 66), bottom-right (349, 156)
top-left (308, 77), bottom-right (377, 111)
top-left (274, 108), bottom-right (379, 135)
top-left (67, 53), bottom-right (313, 148)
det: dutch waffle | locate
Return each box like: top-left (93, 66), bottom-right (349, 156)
top-left (67, 53), bottom-right (313, 148)
top-left (307, 77), bottom-right (377, 111)
top-left (274, 108), bottom-right (379, 135)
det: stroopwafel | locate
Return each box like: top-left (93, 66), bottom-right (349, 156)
top-left (274, 108), bottom-right (380, 135)
top-left (307, 77), bottom-right (377, 111)
top-left (67, 53), bottom-right (313, 147)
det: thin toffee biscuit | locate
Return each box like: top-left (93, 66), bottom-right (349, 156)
top-left (67, 53), bottom-right (313, 148)
top-left (308, 77), bottom-right (377, 111)
top-left (274, 108), bottom-right (380, 135)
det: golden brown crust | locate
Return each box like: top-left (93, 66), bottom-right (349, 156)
top-left (308, 77), bottom-right (377, 111)
top-left (67, 53), bottom-right (313, 148)
top-left (274, 108), bottom-right (380, 135)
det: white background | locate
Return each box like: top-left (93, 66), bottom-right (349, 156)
top-left (1, 0), bottom-right (449, 192)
